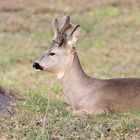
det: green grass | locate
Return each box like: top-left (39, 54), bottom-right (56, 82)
top-left (0, 0), bottom-right (140, 139)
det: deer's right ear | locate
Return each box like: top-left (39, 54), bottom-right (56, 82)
top-left (52, 18), bottom-right (59, 39)
top-left (68, 25), bottom-right (80, 48)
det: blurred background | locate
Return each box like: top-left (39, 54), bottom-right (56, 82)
top-left (0, 0), bottom-right (140, 139)
top-left (0, 0), bottom-right (140, 91)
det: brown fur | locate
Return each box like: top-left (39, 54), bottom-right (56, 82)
top-left (59, 53), bottom-right (140, 115)
top-left (33, 15), bottom-right (140, 116)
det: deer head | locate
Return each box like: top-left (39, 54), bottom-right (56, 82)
top-left (33, 15), bottom-right (80, 79)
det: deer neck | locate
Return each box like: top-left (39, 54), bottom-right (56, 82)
top-left (59, 53), bottom-right (91, 103)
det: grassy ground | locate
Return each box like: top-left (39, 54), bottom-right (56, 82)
top-left (0, 0), bottom-right (140, 139)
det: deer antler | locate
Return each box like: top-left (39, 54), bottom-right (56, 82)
top-left (60, 15), bottom-right (72, 35)
top-left (52, 15), bottom-right (72, 42)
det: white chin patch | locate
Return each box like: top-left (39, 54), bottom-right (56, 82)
top-left (57, 71), bottom-right (64, 79)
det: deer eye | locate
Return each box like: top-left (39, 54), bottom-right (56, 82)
top-left (49, 52), bottom-right (55, 56)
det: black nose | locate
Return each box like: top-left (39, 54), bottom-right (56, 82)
top-left (33, 62), bottom-right (43, 70)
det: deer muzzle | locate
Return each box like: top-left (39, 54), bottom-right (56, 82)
top-left (33, 62), bottom-right (43, 70)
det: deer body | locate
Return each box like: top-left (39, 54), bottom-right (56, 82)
top-left (33, 15), bottom-right (140, 115)
top-left (59, 53), bottom-right (140, 115)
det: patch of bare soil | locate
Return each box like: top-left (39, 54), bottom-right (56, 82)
top-left (0, 86), bottom-right (25, 101)
top-left (0, 86), bottom-right (25, 117)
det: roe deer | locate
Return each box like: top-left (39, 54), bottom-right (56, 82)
top-left (33, 15), bottom-right (140, 115)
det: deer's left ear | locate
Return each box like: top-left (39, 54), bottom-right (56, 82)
top-left (67, 25), bottom-right (80, 49)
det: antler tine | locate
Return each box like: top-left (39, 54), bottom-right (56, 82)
top-left (60, 15), bottom-right (72, 34)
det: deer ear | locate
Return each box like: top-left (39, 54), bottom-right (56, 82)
top-left (52, 18), bottom-right (59, 39)
top-left (68, 25), bottom-right (80, 48)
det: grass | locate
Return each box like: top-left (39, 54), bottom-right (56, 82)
top-left (0, 0), bottom-right (140, 139)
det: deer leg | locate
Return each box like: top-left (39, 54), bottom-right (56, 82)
top-left (72, 110), bottom-right (88, 116)
top-left (73, 106), bottom-right (106, 116)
